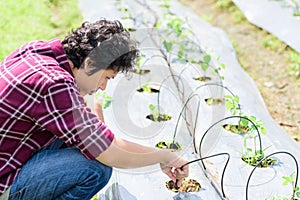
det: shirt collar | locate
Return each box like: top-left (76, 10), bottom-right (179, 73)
top-left (49, 38), bottom-right (74, 77)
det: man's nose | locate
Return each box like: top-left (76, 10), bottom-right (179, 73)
top-left (99, 80), bottom-right (107, 90)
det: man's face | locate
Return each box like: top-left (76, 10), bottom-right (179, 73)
top-left (75, 68), bottom-right (117, 96)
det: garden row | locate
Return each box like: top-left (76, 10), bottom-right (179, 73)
top-left (85, 0), bottom-right (300, 199)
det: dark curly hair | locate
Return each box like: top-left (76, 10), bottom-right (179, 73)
top-left (62, 19), bottom-right (139, 75)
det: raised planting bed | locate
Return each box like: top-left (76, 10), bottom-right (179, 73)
top-left (80, 0), bottom-right (300, 199)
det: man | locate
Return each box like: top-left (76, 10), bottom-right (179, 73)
top-left (0, 19), bottom-right (188, 199)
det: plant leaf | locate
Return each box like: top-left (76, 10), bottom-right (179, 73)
top-left (163, 40), bottom-right (173, 52)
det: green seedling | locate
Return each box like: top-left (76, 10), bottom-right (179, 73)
top-left (242, 136), bottom-right (276, 167)
top-left (137, 83), bottom-right (159, 93)
top-left (147, 104), bottom-right (171, 122)
top-left (94, 91), bottom-right (112, 109)
top-left (205, 97), bottom-right (225, 105)
top-left (155, 140), bottom-right (182, 151)
top-left (265, 172), bottom-right (300, 200)
top-left (132, 55), bottom-right (150, 75)
top-left (223, 123), bottom-right (250, 134)
top-left (193, 76), bottom-right (212, 82)
top-left (224, 95), bottom-right (267, 135)
top-left (225, 95), bottom-right (241, 116)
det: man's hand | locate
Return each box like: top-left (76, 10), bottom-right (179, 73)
top-left (160, 152), bottom-right (189, 188)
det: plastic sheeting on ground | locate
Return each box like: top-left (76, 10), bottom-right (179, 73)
top-left (80, 0), bottom-right (300, 199)
top-left (233, 0), bottom-right (300, 53)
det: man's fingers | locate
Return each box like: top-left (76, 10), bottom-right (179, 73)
top-left (177, 179), bottom-right (182, 187)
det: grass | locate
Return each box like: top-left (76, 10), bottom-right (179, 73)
top-left (215, 0), bottom-right (246, 23)
top-left (0, 0), bottom-right (83, 60)
top-left (215, 0), bottom-right (300, 79)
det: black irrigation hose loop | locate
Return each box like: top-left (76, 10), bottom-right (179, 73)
top-left (157, 74), bottom-right (185, 114)
top-left (139, 54), bottom-right (169, 70)
top-left (172, 93), bottom-right (201, 153)
top-left (180, 152), bottom-right (230, 198)
top-left (190, 83), bottom-right (241, 112)
top-left (245, 151), bottom-right (299, 200)
top-left (185, 83), bottom-right (240, 154)
top-left (198, 116), bottom-right (262, 170)
top-left (137, 54), bottom-right (169, 88)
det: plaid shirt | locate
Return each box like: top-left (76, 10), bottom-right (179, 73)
top-left (0, 38), bottom-right (114, 195)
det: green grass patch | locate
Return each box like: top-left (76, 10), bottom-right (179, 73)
top-left (0, 0), bottom-right (83, 60)
top-left (215, 0), bottom-right (246, 23)
top-left (289, 51), bottom-right (300, 79)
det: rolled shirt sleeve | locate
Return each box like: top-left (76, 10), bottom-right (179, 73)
top-left (33, 79), bottom-right (114, 160)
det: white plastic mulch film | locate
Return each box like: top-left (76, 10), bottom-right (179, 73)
top-left (79, 0), bottom-right (300, 199)
top-left (233, 0), bottom-right (300, 54)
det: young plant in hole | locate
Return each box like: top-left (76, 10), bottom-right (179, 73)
top-left (136, 82), bottom-right (159, 93)
top-left (205, 97), bottom-right (225, 105)
top-left (131, 54), bottom-right (150, 75)
top-left (265, 172), bottom-right (300, 200)
top-left (241, 135), bottom-right (277, 167)
top-left (223, 116), bottom-right (250, 134)
top-left (155, 140), bottom-right (182, 151)
top-left (225, 94), bottom-right (242, 115)
top-left (193, 53), bottom-right (213, 82)
top-left (166, 153), bottom-right (230, 197)
top-left (156, 0), bottom-right (207, 66)
top-left (192, 53), bottom-right (226, 81)
top-left (166, 179), bottom-right (201, 193)
top-left (224, 95), bottom-right (267, 135)
top-left (94, 91), bottom-right (112, 109)
top-left (193, 76), bottom-right (212, 82)
top-left (146, 104), bottom-right (171, 122)
top-left (223, 95), bottom-right (248, 134)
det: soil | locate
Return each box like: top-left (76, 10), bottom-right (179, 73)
top-left (166, 179), bottom-right (201, 193)
top-left (180, 0), bottom-right (300, 142)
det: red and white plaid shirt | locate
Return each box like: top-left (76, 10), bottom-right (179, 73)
top-left (0, 38), bottom-right (114, 195)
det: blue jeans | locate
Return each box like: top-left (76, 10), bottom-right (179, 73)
top-left (8, 139), bottom-right (112, 200)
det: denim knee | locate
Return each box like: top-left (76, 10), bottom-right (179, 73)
top-left (90, 161), bottom-right (113, 190)
top-left (99, 163), bottom-right (113, 187)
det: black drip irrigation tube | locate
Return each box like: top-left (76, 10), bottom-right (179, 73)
top-left (245, 151), bottom-right (299, 200)
top-left (171, 93), bottom-right (201, 153)
top-left (192, 83), bottom-right (240, 111)
top-left (179, 152), bottom-right (231, 198)
top-left (136, 54), bottom-right (170, 89)
top-left (198, 116), bottom-right (263, 168)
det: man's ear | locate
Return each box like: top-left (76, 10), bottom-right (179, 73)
top-left (82, 57), bottom-right (96, 75)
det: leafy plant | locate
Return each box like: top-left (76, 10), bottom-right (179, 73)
top-left (149, 104), bottom-right (159, 121)
top-left (200, 53), bottom-right (211, 71)
top-left (242, 136), bottom-right (276, 167)
top-left (205, 97), bottom-right (225, 105)
top-left (240, 116), bottom-right (267, 135)
top-left (265, 172), bottom-right (300, 200)
top-left (282, 172), bottom-right (300, 199)
top-left (222, 123), bottom-right (250, 134)
top-left (224, 95), bottom-right (267, 135)
top-left (147, 104), bottom-right (171, 122)
top-left (94, 91), bottom-right (112, 109)
top-left (225, 95), bottom-right (241, 115)
top-left (141, 84), bottom-right (152, 93)
top-left (137, 83), bottom-right (159, 93)
top-left (90, 195), bottom-right (99, 200)
top-left (156, 140), bottom-right (182, 151)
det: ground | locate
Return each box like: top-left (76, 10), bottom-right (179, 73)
top-left (180, 0), bottom-right (300, 142)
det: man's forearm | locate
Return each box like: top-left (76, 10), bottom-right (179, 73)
top-left (96, 138), bottom-right (172, 168)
